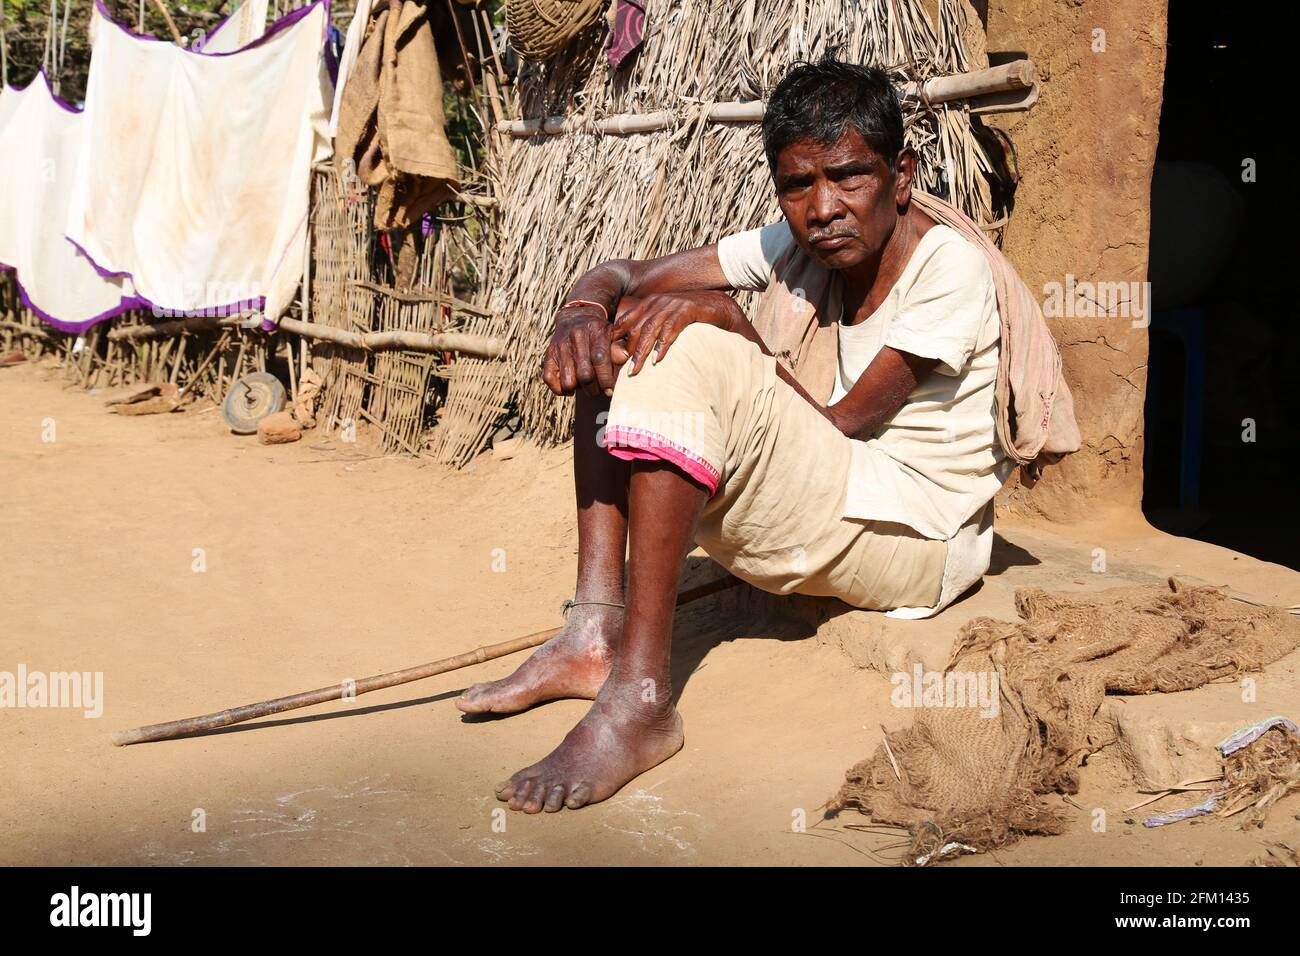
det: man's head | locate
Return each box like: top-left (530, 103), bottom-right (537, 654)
top-left (762, 59), bottom-right (915, 270)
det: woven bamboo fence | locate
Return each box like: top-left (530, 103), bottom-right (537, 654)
top-left (430, 0), bottom-right (1011, 464)
top-left (310, 165), bottom-right (376, 440)
top-left (308, 162), bottom-right (499, 455)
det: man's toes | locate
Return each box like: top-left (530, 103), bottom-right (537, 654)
top-left (456, 683), bottom-right (491, 712)
top-left (521, 782), bottom-right (548, 814)
top-left (507, 777), bottom-right (536, 810)
top-left (495, 778), bottom-right (515, 800)
top-left (543, 784), bottom-right (568, 813)
top-left (564, 783), bottom-right (593, 809)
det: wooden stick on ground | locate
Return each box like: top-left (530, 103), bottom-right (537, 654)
top-left (111, 575), bottom-right (741, 746)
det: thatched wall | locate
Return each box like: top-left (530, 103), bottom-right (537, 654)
top-left (432, 0), bottom-right (1004, 464)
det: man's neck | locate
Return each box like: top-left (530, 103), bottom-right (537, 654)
top-left (840, 207), bottom-right (923, 324)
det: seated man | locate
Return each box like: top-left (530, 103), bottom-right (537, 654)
top-left (456, 59), bottom-right (1013, 813)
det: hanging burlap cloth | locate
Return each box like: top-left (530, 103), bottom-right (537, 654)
top-left (828, 578), bottom-right (1300, 860)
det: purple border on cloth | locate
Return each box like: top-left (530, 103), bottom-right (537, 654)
top-left (0, 260), bottom-right (144, 334)
top-left (3, 257), bottom-right (262, 334)
top-left (92, 0), bottom-right (330, 58)
top-left (64, 235), bottom-right (134, 281)
top-left (8, 68), bottom-right (83, 114)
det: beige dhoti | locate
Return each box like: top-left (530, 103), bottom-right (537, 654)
top-left (605, 324), bottom-right (945, 611)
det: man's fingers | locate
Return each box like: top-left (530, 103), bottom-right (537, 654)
top-left (541, 346), bottom-right (565, 395)
top-left (656, 316), bottom-right (687, 360)
top-left (630, 315), bottom-right (666, 375)
top-left (616, 301), bottom-right (650, 357)
top-left (569, 325), bottom-right (601, 397)
top-left (610, 300), bottom-right (644, 341)
top-left (590, 330), bottom-right (618, 396)
top-left (610, 338), bottom-right (630, 366)
top-left (557, 339), bottom-right (578, 393)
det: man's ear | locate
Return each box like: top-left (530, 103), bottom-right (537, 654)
top-left (894, 147), bottom-right (917, 208)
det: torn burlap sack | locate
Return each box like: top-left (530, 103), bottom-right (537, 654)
top-left (334, 0), bottom-right (460, 230)
top-left (827, 579), bottom-right (1300, 862)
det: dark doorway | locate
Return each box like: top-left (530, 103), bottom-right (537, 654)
top-left (1144, 2), bottom-right (1297, 570)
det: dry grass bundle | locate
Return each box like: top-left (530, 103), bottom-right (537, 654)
top-left (1216, 725), bottom-right (1300, 827)
top-left (434, 0), bottom-right (1007, 461)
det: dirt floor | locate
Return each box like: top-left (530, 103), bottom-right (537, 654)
top-left (2, 358), bottom-right (1298, 866)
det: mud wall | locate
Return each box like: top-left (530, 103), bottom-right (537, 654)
top-left (984, 0), bottom-right (1167, 521)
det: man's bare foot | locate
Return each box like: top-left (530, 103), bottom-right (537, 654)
top-left (455, 604), bottom-right (621, 715)
top-left (495, 680), bottom-right (684, 812)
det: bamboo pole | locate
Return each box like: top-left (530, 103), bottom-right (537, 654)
top-left (901, 59), bottom-right (1035, 103)
top-left (108, 315), bottom-right (244, 341)
top-left (150, 0), bottom-right (184, 45)
top-left (0, 319), bottom-right (54, 341)
top-left (500, 60), bottom-right (1037, 138)
top-left (300, 215), bottom-right (312, 386)
top-left (352, 280), bottom-right (493, 316)
top-left (109, 317), bottom-right (500, 358)
top-left (277, 316), bottom-right (505, 360)
top-left (1, 0), bottom-right (8, 89)
top-left (111, 575), bottom-right (740, 746)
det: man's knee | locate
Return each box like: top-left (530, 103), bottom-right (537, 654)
top-left (669, 322), bottom-right (743, 361)
top-left (630, 323), bottom-right (748, 382)
top-left (611, 323), bottom-right (753, 405)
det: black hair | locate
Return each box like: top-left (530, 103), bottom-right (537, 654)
top-left (762, 59), bottom-right (904, 174)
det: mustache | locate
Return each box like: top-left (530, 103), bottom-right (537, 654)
top-left (808, 227), bottom-right (860, 243)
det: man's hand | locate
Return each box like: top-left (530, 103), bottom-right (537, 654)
top-left (541, 305), bottom-right (629, 397)
top-left (610, 291), bottom-right (744, 375)
top-left (540, 246), bottom-right (737, 397)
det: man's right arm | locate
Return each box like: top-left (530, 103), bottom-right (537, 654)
top-left (542, 245), bottom-right (735, 397)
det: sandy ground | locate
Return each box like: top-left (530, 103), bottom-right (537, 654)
top-left (2, 359), bottom-right (1298, 866)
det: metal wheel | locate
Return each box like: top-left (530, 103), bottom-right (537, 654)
top-left (223, 372), bottom-right (287, 434)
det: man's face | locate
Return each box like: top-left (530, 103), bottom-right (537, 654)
top-left (773, 127), bottom-right (910, 271)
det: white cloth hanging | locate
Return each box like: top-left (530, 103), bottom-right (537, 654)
top-left (201, 0), bottom-right (270, 54)
top-left (65, 0), bottom-right (333, 323)
top-left (0, 73), bottom-right (138, 332)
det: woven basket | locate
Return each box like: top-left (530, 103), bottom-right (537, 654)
top-left (506, 0), bottom-right (607, 60)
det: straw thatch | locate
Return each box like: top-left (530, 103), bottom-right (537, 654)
top-left (430, 0), bottom-right (1008, 464)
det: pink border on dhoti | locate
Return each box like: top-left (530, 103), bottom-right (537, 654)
top-left (604, 426), bottom-right (720, 494)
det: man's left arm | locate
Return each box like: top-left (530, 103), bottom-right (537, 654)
top-left (823, 347), bottom-right (938, 440)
